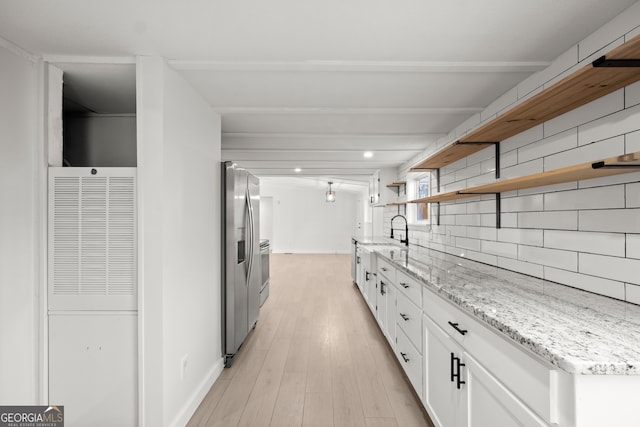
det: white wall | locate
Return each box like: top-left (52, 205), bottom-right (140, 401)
top-left (0, 43), bottom-right (39, 404)
top-left (137, 56), bottom-right (222, 427)
top-left (259, 196), bottom-right (274, 243)
top-left (261, 180), bottom-right (359, 253)
top-left (386, 3), bottom-right (640, 304)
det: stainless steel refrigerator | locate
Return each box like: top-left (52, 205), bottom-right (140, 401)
top-left (221, 161), bottom-right (261, 367)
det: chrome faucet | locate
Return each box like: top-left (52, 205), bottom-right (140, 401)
top-left (390, 214), bottom-right (409, 246)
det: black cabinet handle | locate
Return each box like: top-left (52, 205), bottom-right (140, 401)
top-left (365, 271), bottom-right (370, 281)
top-left (357, 256), bottom-right (361, 264)
top-left (400, 313), bottom-right (409, 321)
top-left (450, 352), bottom-right (466, 389)
top-left (401, 352), bottom-right (410, 363)
top-left (381, 267), bottom-right (388, 272)
top-left (448, 321), bottom-right (468, 336)
top-left (380, 281), bottom-right (386, 295)
top-left (400, 282), bottom-right (410, 289)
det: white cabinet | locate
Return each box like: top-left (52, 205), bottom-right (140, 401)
top-left (423, 314), bottom-right (547, 427)
top-left (377, 272), bottom-right (395, 344)
top-left (369, 170), bottom-right (380, 205)
top-left (424, 313), bottom-right (467, 427)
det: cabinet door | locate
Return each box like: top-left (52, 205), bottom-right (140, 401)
top-left (377, 277), bottom-right (388, 331)
top-left (384, 280), bottom-right (396, 347)
top-left (424, 314), bottom-right (467, 427)
top-left (367, 274), bottom-right (377, 314)
top-left (465, 354), bottom-right (548, 427)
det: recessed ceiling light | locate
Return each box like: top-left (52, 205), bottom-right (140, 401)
top-left (294, 168), bottom-right (302, 172)
top-left (364, 151), bottom-right (373, 158)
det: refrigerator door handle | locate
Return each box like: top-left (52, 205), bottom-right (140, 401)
top-left (245, 186), bottom-right (254, 286)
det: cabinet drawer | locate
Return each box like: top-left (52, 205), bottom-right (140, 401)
top-left (397, 269), bottom-right (422, 305)
top-left (423, 287), bottom-right (558, 424)
top-left (396, 291), bottom-right (422, 352)
top-left (396, 327), bottom-right (423, 399)
top-left (377, 256), bottom-right (396, 283)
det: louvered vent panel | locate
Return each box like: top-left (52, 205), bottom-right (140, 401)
top-left (49, 168), bottom-right (137, 311)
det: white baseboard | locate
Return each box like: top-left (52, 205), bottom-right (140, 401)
top-left (169, 357), bottom-right (224, 427)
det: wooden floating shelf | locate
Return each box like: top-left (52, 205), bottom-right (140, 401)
top-left (409, 151), bottom-right (640, 204)
top-left (386, 180), bottom-right (407, 188)
top-left (410, 33), bottom-right (640, 172)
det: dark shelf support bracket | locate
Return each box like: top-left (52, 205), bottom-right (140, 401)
top-left (592, 56), bottom-right (640, 68)
top-left (456, 141), bottom-right (500, 178)
top-left (437, 202), bottom-right (440, 226)
top-left (592, 161), bottom-right (640, 169)
top-left (436, 168), bottom-right (441, 193)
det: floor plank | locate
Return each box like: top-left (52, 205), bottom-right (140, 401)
top-left (187, 254), bottom-right (432, 427)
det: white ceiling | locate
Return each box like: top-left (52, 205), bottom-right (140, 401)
top-left (0, 0), bottom-right (637, 187)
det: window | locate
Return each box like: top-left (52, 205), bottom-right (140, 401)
top-left (406, 172), bottom-right (430, 224)
top-left (416, 175), bottom-right (429, 221)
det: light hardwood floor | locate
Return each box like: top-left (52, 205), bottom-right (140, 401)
top-left (187, 254), bottom-right (434, 427)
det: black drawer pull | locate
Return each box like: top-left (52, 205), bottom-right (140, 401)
top-left (381, 267), bottom-right (388, 272)
top-left (450, 352), bottom-right (466, 389)
top-left (401, 352), bottom-right (410, 363)
top-left (400, 282), bottom-right (410, 289)
top-left (365, 271), bottom-right (370, 281)
top-left (399, 313), bottom-right (409, 321)
top-left (448, 321), bottom-right (468, 336)
top-left (380, 281), bottom-right (386, 295)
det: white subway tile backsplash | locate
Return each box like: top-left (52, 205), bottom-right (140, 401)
top-left (518, 181), bottom-right (577, 197)
top-left (467, 199), bottom-right (496, 214)
top-left (501, 149), bottom-right (518, 169)
top-left (544, 185), bottom-right (624, 211)
top-left (501, 158), bottom-right (543, 180)
top-left (544, 267), bottom-right (625, 300)
top-left (442, 203), bottom-right (467, 215)
top-left (481, 88), bottom-right (518, 122)
top-left (579, 209), bottom-right (640, 233)
top-left (519, 128), bottom-right (577, 164)
top-left (467, 226), bottom-right (497, 241)
top-left (463, 250), bottom-right (497, 266)
top-left (482, 240), bottom-right (518, 259)
top-left (455, 214), bottom-right (481, 227)
top-left (454, 113), bottom-right (481, 139)
top-left (467, 172), bottom-right (499, 188)
top-left (578, 170), bottom-right (640, 189)
top-left (627, 234), bottom-right (640, 260)
top-left (626, 130), bottom-right (640, 153)
top-left (626, 284), bottom-right (640, 305)
top-left (501, 194), bottom-right (543, 213)
top-left (579, 1), bottom-right (640, 61)
top-left (455, 163), bottom-right (482, 181)
top-left (544, 230), bottom-right (625, 257)
top-left (626, 80), bottom-right (640, 108)
top-left (500, 125), bottom-right (544, 154)
top-left (544, 135), bottom-right (625, 171)
top-left (498, 228), bottom-right (544, 246)
top-left (579, 253), bottom-right (640, 285)
top-left (579, 32), bottom-right (624, 63)
top-left (467, 145), bottom-right (496, 166)
top-left (456, 237), bottom-right (481, 252)
top-left (519, 245), bottom-right (578, 271)
top-left (449, 225), bottom-right (467, 237)
top-left (518, 211), bottom-right (578, 230)
top-left (627, 182), bottom-right (640, 208)
top-left (517, 46), bottom-right (577, 98)
top-left (544, 90), bottom-right (624, 137)
top-left (498, 257), bottom-right (544, 278)
top-left (578, 102), bottom-right (640, 146)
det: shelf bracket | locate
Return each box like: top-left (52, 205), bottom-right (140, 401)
top-left (436, 168), bottom-right (441, 193)
top-left (592, 161), bottom-right (640, 169)
top-left (592, 56), bottom-right (640, 68)
top-left (456, 141), bottom-right (500, 178)
top-left (437, 202), bottom-right (440, 226)
top-left (456, 191), bottom-right (501, 228)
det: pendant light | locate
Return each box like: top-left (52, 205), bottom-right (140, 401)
top-left (326, 181), bottom-right (336, 202)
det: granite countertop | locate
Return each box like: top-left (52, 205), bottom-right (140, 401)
top-left (352, 236), bottom-right (640, 375)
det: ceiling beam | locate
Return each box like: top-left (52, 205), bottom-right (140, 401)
top-left (169, 59), bottom-right (550, 73)
top-left (215, 106), bottom-right (484, 115)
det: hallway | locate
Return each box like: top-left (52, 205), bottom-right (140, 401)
top-left (187, 254), bottom-right (433, 427)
